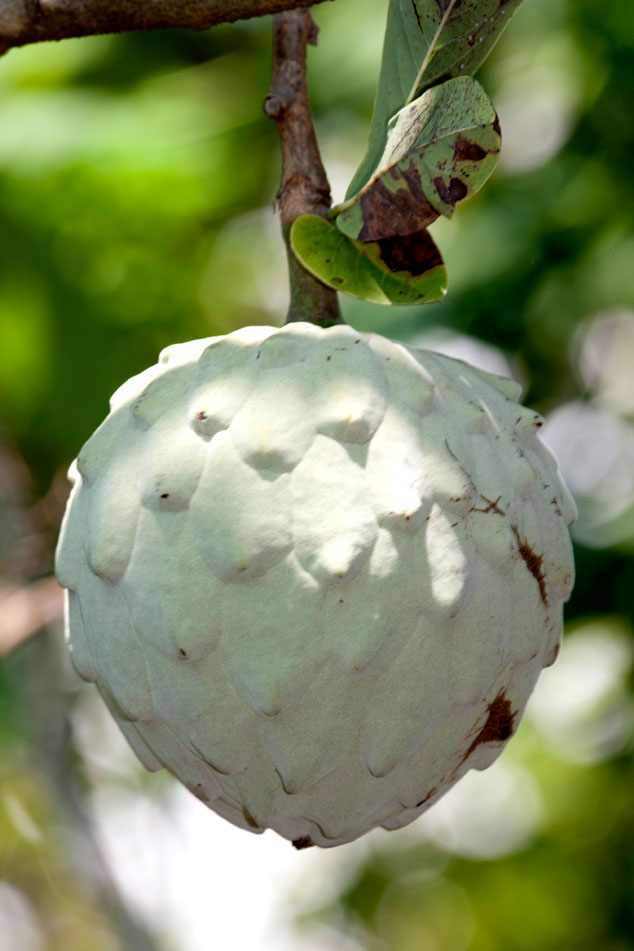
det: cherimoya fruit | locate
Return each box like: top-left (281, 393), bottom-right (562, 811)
top-left (55, 322), bottom-right (575, 848)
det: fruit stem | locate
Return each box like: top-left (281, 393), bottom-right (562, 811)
top-left (265, 9), bottom-right (344, 327)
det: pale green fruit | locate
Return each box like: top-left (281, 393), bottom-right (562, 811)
top-left (55, 322), bottom-right (575, 848)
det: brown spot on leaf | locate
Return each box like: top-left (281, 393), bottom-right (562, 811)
top-left (178, 648), bottom-right (187, 658)
top-left (453, 135), bottom-right (488, 162)
top-left (464, 691), bottom-right (517, 761)
top-left (512, 526), bottom-right (548, 605)
top-left (375, 228), bottom-right (443, 276)
top-left (160, 493), bottom-right (169, 499)
top-left (433, 176), bottom-right (468, 205)
top-left (358, 168), bottom-right (439, 241)
top-left (493, 115), bottom-right (501, 136)
top-left (293, 836), bottom-right (314, 850)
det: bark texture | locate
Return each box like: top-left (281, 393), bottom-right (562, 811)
top-left (0, 0), bottom-right (330, 55)
top-left (265, 9), bottom-right (343, 325)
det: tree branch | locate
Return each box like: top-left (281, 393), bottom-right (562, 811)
top-left (0, 576), bottom-right (63, 656)
top-left (264, 9), bottom-right (343, 326)
top-left (0, 0), bottom-right (331, 56)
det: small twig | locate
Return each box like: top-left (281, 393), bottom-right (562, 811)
top-left (265, 9), bottom-right (343, 326)
top-left (0, 0), bottom-right (329, 56)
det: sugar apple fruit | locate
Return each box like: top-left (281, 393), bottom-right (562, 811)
top-left (55, 321), bottom-right (575, 848)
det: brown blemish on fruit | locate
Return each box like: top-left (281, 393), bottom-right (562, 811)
top-left (512, 525), bottom-right (548, 605)
top-left (293, 835), bottom-right (314, 850)
top-left (275, 768), bottom-right (294, 795)
top-left (463, 691), bottom-right (517, 762)
top-left (473, 494), bottom-right (505, 516)
top-left (242, 807), bottom-right (260, 830)
top-left (415, 785), bottom-right (437, 808)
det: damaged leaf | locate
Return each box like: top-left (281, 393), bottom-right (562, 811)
top-left (290, 214), bottom-right (447, 306)
top-left (337, 76), bottom-right (500, 242)
top-left (408, 0), bottom-right (525, 101)
top-left (347, 0), bottom-right (523, 197)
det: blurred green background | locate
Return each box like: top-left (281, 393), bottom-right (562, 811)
top-left (1, 0), bottom-right (633, 948)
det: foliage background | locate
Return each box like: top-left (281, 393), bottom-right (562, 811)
top-left (1, 0), bottom-right (633, 947)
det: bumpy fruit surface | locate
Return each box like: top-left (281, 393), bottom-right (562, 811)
top-left (56, 322), bottom-right (575, 848)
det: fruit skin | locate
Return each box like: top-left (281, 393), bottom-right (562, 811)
top-left (55, 322), bottom-right (575, 848)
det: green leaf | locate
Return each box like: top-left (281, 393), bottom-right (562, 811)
top-left (347, 0), bottom-right (523, 197)
top-left (337, 77), bottom-right (500, 242)
top-left (290, 214), bottom-right (447, 306)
